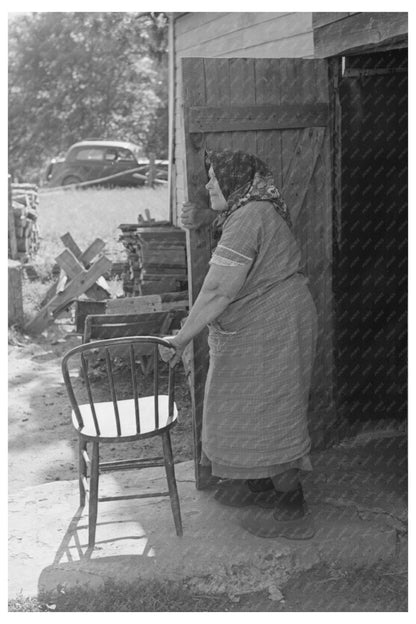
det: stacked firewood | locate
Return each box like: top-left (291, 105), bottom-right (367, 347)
top-left (10, 183), bottom-right (40, 259)
top-left (119, 214), bottom-right (187, 296)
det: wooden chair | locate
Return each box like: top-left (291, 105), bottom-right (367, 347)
top-left (61, 336), bottom-right (183, 548)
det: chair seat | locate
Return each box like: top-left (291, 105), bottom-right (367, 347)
top-left (72, 395), bottom-right (178, 438)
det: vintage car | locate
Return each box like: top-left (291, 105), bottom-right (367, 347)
top-left (44, 139), bottom-right (168, 188)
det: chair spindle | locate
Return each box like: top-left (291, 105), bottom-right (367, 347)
top-left (153, 343), bottom-right (159, 429)
top-left (80, 352), bottom-right (101, 435)
top-left (105, 347), bottom-right (121, 436)
top-left (130, 343), bottom-right (140, 434)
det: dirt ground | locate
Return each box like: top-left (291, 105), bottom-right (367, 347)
top-left (8, 322), bottom-right (194, 492)
top-left (8, 323), bottom-right (408, 612)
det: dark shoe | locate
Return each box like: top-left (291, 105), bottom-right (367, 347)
top-left (241, 508), bottom-right (316, 539)
top-left (241, 484), bottom-right (316, 539)
top-left (247, 478), bottom-right (275, 492)
top-left (214, 479), bottom-right (278, 508)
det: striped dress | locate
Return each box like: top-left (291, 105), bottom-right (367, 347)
top-left (201, 201), bottom-right (318, 479)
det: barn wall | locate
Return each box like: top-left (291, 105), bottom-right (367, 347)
top-left (172, 12), bottom-right (315, 224)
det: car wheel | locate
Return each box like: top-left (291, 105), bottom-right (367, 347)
top-left (62, 175), bottom-right (82, 187)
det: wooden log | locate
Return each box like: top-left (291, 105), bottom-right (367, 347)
top-left (25, 255), bottom-right (112, 334)
top-left (8, 260), bottom-right (23, 326)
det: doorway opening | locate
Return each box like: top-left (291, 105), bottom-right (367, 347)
top-left (334, 49), bottom-right (407, 433)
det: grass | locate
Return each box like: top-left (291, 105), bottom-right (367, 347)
top-left (8, 562), bottom-right (408, 612)
top-left (21, 186), bottom-right (169, 322)
top-left (36, 185), bottom-right (169, 270)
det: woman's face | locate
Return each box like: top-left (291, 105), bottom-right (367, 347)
top-left (205, 166), bottom-right (228, 212)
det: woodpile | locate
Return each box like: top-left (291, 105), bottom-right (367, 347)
top-left (119, 211), bottom-right (187, 296)
top-left (9, 183), bottom-right (40, 260)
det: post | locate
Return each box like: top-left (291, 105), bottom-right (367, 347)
top-left (8, 260), bottom-right (24, 327)
top-left (8, 175), bottom-right (18, 260)
top-left (167, 13), bottom-right (176, 224)
top-left (147, 152), bottom-right (156, 188)
top-left (182, 58), bottom-right (214, 489)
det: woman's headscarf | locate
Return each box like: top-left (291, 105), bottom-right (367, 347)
top-left (205, 149), bottom-right (293, 230)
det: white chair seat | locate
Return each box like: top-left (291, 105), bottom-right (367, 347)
top-left (72, 395), bottom-right (178, 438)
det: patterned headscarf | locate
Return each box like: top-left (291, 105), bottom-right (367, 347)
top-left (205, 149), bottom-right (292, 229)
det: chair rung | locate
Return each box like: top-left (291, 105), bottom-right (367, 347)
top-left (100, 458), bottom-right (165, 472)
top-left (99, 492), bottom-right (169, 502)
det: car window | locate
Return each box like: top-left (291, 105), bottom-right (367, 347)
top-left (117, 148), bottom-right (135, 161)
top-left (75, 148), bottom-right (105, 161)
top-left (105, 149), bottom-right (118, 161)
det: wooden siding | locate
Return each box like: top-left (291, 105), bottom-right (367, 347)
top-left (172, 12), bottom-right (314, 225)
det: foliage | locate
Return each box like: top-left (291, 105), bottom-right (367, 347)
top-left (8, 12), bottom-right (168, 182)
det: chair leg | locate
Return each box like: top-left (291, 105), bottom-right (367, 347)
top-left (88, 441), bottom-right (100, 548)
top-left (79, 438), bottom-right (87, 507)
top-left (161, 431), bottom-right (183, 537)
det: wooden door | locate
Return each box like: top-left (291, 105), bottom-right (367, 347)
top-left (181, 57), bottom-right (336, 488)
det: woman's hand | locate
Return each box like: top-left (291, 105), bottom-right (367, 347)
top-left (158, 336), bottom-right (187, 368)
top-left (181, 202), bottom-right (217, 230)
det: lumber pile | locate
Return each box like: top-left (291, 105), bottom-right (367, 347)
top-left (9, 183), bottom-right (40, 260)
top-left (119, 211), bottom-right (187, 296)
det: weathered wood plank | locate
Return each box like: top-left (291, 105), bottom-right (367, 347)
top-left (204, 57), bottom-right (231, 152)
top-left (107, 294), bottom-right (189, 315)
top-left (189, 103), bottom-right (329, 133)
top-left (230, 58), bottom-right (256, 154)
top-left (312, 12), bottom-right (355, 29)
top-left (60, 232), bottom-right (82, 259)
top-left (176, 13), bottom-right (311, 55)
top-left (189, 33), bottom-right (313, 59)
top-left (182, 57), bottom-right (213, 489)
top-left (314, 12), bottom-right (408, 57)
top-left (254, 58), bottom-right (283, 189)
top-left (80, 238), bottom-right (106, 265)
top-left (8, 176), bottom-right (18, 260)
top-left (175, 12), bottom-right (291, 40)
top-left (282, 127), bottom-right (326, 225)
top-left (8, 260), bottom-right (23, 326)
top-left (25, 255), bottom-right (112, 334)
top-left (55, 248), bottom-right (84, 279)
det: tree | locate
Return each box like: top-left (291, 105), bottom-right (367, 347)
top-left (8, 12), bottom-right (168, 182)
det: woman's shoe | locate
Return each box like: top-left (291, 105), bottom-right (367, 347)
top-left (214, 479), bottom-right (278, 508)
top-left (241, 508), bottom-right (316, 539)
top-left (240, 484), bottom-right (316, 539)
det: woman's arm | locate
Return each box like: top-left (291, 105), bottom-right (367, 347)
top-left (161, 261), bottom-right (251, 365)
top-left (178, 261), bottom-right (250, 344)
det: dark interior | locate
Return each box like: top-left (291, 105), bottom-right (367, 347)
top-left (335, 49), bottom-right (407, 428)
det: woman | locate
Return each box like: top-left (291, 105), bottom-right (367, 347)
top-left (161, 150), bottom-right (318, 540)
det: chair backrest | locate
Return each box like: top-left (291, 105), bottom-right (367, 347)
top-left (83, 311), bottom-right (174, 343)
top-left (61, 336), bottom-right (176, 437)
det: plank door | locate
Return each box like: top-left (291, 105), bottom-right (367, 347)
top-left (181, 57), bottom-right (336, 489)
